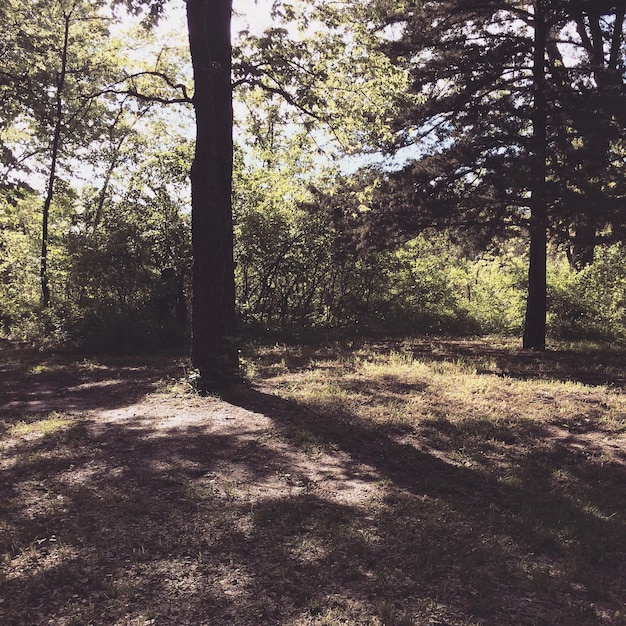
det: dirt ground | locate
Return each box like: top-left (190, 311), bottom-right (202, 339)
top-left (1, 337), bottom-right (625, 625)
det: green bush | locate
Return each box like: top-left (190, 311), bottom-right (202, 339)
top-left (548, 244), bottom-right (626, 343)
top-left (363, 235), bottom-right (475, 334)
top-left (463, 249), bottom-right (527, 335)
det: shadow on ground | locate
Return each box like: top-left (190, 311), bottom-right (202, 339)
top-left (0, 341), bottom-right (183, 420)
top-left (1, 339), bottom-right (625, 625)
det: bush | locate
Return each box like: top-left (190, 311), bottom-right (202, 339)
top-left (548, 244), bottom-right (626, 343)
top-left (463, 249), bottom-right (527, 335)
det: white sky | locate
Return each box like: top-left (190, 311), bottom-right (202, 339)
top-left (233, 0), bottom-right (275, 34)
top-left (155, 0), bottom-right (276, 38)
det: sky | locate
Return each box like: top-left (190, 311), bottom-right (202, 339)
top-left (233, 0), bottom-right (275, 34)
top-left (154, 0), bottom-right (276, 38)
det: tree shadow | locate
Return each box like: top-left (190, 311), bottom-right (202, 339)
top-left (1, 413), bottom-right (299, 625)
top-left (226, 386), bottom-right (626, 622)
top-left (0, 343), bottom-right (185, 421)
top-left (1, 339), bottom-right (626, 625)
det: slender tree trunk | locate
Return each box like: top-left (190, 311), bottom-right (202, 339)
top-left (187, 0), bottom-right (238, 388)
top-left (92, 103), bottom-right (150, 233)
top-left (40, 9), bottom-right (71, 308)
top-left (523, 0), bottom-right (548, 350)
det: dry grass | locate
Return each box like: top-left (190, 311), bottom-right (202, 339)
top-left (1, 336), bottom-right (625, 625)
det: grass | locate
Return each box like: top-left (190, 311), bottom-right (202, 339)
top-left (8, 413), bottom-right (75, 438)
top-left (1, 336), bottom-right (625, 624)
top-left (240, 338), bottom-right (626, 622)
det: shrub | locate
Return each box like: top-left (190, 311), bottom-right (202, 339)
top-left (548, 244), bottom-right (626, 343)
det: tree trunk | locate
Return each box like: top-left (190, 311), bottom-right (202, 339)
top-left (40, 9), bottom-right (72, 308)
top-left (565, 9), bottom-right (625, 270)
top-left (187, 0), bottom-right (239, 388)
top-left (568, 218), bottom-right (596, 270)
top-left (523, 0), bottom-right (548, 350)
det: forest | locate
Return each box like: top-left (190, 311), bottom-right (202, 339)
top-left (1, 0), bottom-right (625, 371)
top-left (1, 1), bottom-right (626, 625)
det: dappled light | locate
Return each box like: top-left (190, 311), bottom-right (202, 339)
top-left (2, 0), bottom-right (626, 623)
top-left (2, 339), bottom-right (625, 624)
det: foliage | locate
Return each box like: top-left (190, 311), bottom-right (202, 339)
top-left (234, 0), bottom-right (414, 157)
top-left (0, 186), bottom-right (42, 329)
top-left (347, 0), bottom-right (533, 250)
top-left (2, 0), bottom-right (626, 350)
top-left (234, 120), bottom-right (626, 344)
top-left (0, 182), bottom-right (77, 334)
top-left (0, 127), bottom-right (192, 349)
top-left (0, 0), bottom-right (192, 348)
top-left (0, 0), bottom-right (118, 181)
top-left (353, 0), bottom-right (626, 254)
top-left (64, 137), bottom-right (192, 350)
top-left (233, 130), bottom-right (529, 338)
top-left (463, 249), bottom-right (528, 336)
top-left (549, 244), bottom-right (626, 343)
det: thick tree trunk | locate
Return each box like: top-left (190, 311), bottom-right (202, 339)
top-left (523, 0), bottom-right (548, 350)
top-left (187, 0), bottom-right (239, 388)
top-left (568, 219), bottom-right (596, 270)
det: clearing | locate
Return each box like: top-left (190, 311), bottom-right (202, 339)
top-left (1, 337), bottom-right (625, 625)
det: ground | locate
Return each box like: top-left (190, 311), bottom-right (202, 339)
top-left (1, 336), bottom-right (625, 625)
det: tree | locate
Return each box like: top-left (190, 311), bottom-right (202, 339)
top-left (186, 0), bottom-right (238, 387)
top-left (1, 0), bottom-right (128, 308)
top-left (84, 0), bottom-right (239, 385)
top-left (547, 4), bottom-right (626, 268)
top-left (116, 0), bottom-right (413, 382)
top-left (39, 1), bottom-right (76, 308)
top-left (351, 0), bottom-right (625, 349)
top-left (523, 0), bottom-right (549, 350)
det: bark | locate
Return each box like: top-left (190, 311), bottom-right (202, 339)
top-left (568, 219), bottom-right (596, 269)
top-left (523, 0), bottom-right (548, 350)
top-left (187, 0), bottom-right (239, 387)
